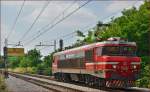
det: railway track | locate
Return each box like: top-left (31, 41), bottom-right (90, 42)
top-left (8, 72), bottom-right (102, 92)
top-left (8, 72), bottom-right (150, 92)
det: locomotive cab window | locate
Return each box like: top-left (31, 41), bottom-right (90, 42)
top-left (96, 47), bottom-right (102, 56)
top-left (96, 46), bottom-right (136, 56)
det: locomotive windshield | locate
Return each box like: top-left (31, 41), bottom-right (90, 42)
top-left (96, 46), bottom-right (136, 56)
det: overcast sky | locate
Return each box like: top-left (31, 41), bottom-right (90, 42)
top-left (1, 0), bottom-right (144, 56)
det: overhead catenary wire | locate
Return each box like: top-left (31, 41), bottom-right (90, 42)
top-left (42, 23), bottom-right (92, 43)
top-left (40, 4), bottom-right (126, 43)
top-left (39, 46), bottom-right (50, 51)
top-left (7, 0), bottom-right (26, 39)
top-left (24, 0), bottom-right (91, 46)
top-left (23, 0), bottom-right (77, 43)
top-left (40, 6), bottom-right (128, 44)
top-left (44, 31), bottom-right (76, 43)
top-left (18, 0), bottom-right (51, 43)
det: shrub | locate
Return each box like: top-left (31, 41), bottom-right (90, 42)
top-left (136, 56), bottom-right (150, 88)
top-left (0, 75), bottom-right (7, 92)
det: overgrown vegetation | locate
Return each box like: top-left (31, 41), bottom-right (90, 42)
top-left (0, 75), bottom-right (7, 92)
top-left (0, 1), bottom-right (149, 88)
top-left (6, 49), bottom-right (52, 76)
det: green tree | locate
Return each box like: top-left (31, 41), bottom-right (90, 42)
top-left (136, 56), bottom-right (150, 88)
top-left (76, 30), bottom-right (85, 37)
top-left (8, 56), bottom-right (21, 69)
top-left (27, 49), bottom-right (42, 67)
top-left (43, 55), bottom-right (52, 68)
top-left (19, 57), bottom-right (28, 68)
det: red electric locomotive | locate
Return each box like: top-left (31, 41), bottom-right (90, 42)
top-left (52, 37), bottom-right (141, 88)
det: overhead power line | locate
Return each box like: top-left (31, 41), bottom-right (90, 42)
top-left (44, 31), bottom-right (76, 43)
top-left (7, 0), bottom-right (25, 39)
top-left (23, 0), bottom-right (77, 43)
top-left (18, 0), bottom-right (51, 42)
top-left (24, 0), bottom-right (91, 46)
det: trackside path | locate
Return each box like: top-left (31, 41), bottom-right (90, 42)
top-left (5, 76), bottom-right (53, 92)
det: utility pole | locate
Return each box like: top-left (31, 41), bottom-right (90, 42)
top-left (0, 24), bottom-right (2, 60)
top-left (0, 0), bottom-right (1, 68)
top-left (3, 38), bottom-right (8, 78)
top-left (0, 24), bottom-right (1, 66)
top-left (54, 40), bottom-right (56, 51)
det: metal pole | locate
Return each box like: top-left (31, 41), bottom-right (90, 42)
top-left (54, 40), bottom-right (56, 51)
top-left (4, 38), bottom-right (8, 78)
top-left (0, 0), bottom-right (1, 64)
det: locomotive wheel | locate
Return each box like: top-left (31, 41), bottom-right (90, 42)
top-left (54, 73), bottom-right (58, 80)
top-left (84, 75), bottom-right (89, 86)
top-left (61, 73), bottom-right (66, 82)
top-left (99, 79), bottom-right (106, 88)
top-left (85, 75), bottom-right (94, 86)
top-left (57, 73), bottom-right (63, 81)
top-left (63, 73), bottom-right (71, 82)
top-left (54, 73), bottom-right (62, 81)
top-left (85, 76), bottom-right (89, 85)
top-left (55, 73), bottom-right (106, 88)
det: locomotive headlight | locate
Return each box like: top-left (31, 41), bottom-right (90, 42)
top-left (112, 65), bottom-right (117, 69)
top-left (133, 65), bottom-right (137, 69)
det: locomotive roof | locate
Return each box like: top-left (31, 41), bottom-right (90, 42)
top-left (53, 41), bottom-right (136, 56)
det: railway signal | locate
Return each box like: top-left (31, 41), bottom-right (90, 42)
top-left (59, 39), bottom-right (63, 51)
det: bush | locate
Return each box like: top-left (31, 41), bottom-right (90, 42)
top-left (0, 75), bottom-right (7, 92)
top-left (43, 68), bottom-right (52, 76)
top-left (136, 56), bottom-right (150, 88)
top-left (13, 67), bottom-right (27, 73)
top-left (10, 67), bottom-right (36, 74)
